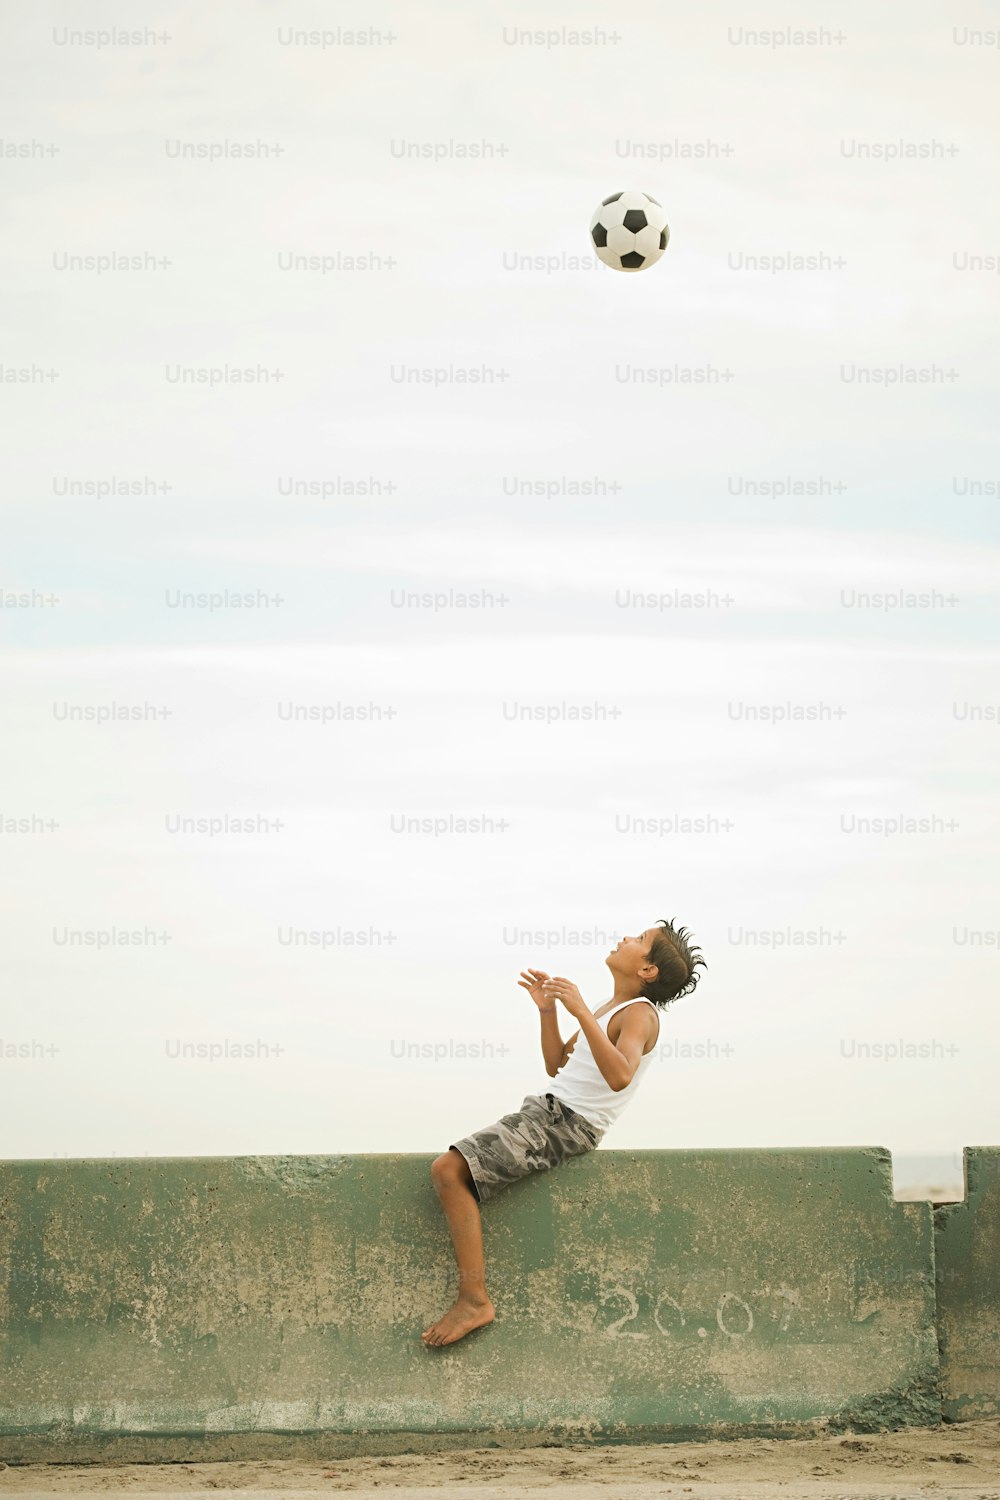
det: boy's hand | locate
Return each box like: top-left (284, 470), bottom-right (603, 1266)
top-left (518, 969), bottom-right (553, 1009)
top-left (541, 978), bottom-right (589, 1019)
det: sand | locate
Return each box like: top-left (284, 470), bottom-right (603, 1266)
top-left (1, 1418), bottom-right (998, 1499)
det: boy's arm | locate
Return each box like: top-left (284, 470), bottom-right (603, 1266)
top-left (543, 979), bottom-right (654, 1091)
top-left (544, 1014), bottom-right (581, 1076)
top-left (539, 1005), bottom-right (567, 1076)
top-left (604, 1006), bottom-right (656, 1090)
top-left (557, 1027), bottom-right (580, 1072)
top-left (521, 968), bottom-right (570, 1075)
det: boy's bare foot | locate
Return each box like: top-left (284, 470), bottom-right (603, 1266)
top-left (422, 1292), bottom-right (495, 1347)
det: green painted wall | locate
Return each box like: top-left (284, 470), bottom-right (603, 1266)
top-left (0, 1147), bottom-right (948, 1460)
top-left (935, 1146), bottom-right (1000, 1421)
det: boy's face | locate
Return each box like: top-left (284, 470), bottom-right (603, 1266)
top-left (606, 927), bottom-right (658, 983)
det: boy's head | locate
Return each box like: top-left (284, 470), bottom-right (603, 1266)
top-left (607, 919), bottom-right (706, 1008)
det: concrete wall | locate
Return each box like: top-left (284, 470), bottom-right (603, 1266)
top-left (0, 1147), bottom-right (962, 1460)
top-left (935, 1146), bottom-right (1000, 1421)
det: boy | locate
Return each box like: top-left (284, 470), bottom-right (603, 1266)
top-left (422, 918), bottom-right (705, 1347)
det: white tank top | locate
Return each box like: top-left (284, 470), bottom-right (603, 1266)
top-left (542, 997), bottom-right (660, 1133)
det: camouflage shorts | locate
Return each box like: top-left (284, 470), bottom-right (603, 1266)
top-left (449, 1092), bottom-right (604, 1204)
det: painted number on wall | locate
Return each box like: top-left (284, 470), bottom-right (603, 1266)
top-left (598, 1284), bottom-right (797, 1338)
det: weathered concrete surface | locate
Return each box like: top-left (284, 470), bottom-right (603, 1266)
top-left (935, 1146), bottom-right (1000, 1421)
top-left (0, 1149), bottom-right (940, 1459)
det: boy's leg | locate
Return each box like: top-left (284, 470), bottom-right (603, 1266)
top-left (422, 1147), bottom-right (496, 1346)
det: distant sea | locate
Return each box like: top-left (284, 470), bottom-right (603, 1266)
top-left (893, 1151), bottom-right (965, 1201)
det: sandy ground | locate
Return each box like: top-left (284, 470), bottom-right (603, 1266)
top-left (1, 1419), bottom-right (997, 1500)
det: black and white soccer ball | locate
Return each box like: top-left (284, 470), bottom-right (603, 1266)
top-left (589, 190), bottom-right (670, 272)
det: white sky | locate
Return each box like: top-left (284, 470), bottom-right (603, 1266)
top-left (1, 0), bottom-right (998, 1170)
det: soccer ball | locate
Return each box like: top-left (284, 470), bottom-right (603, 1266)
top-left (589, 191), bottom-right (670, 272)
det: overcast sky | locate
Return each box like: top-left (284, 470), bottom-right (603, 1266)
top-left (2, 0), bottom-right (998, 1180)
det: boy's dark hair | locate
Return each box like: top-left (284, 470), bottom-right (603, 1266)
top-left (642, 918), bottom-right (706, 1008)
